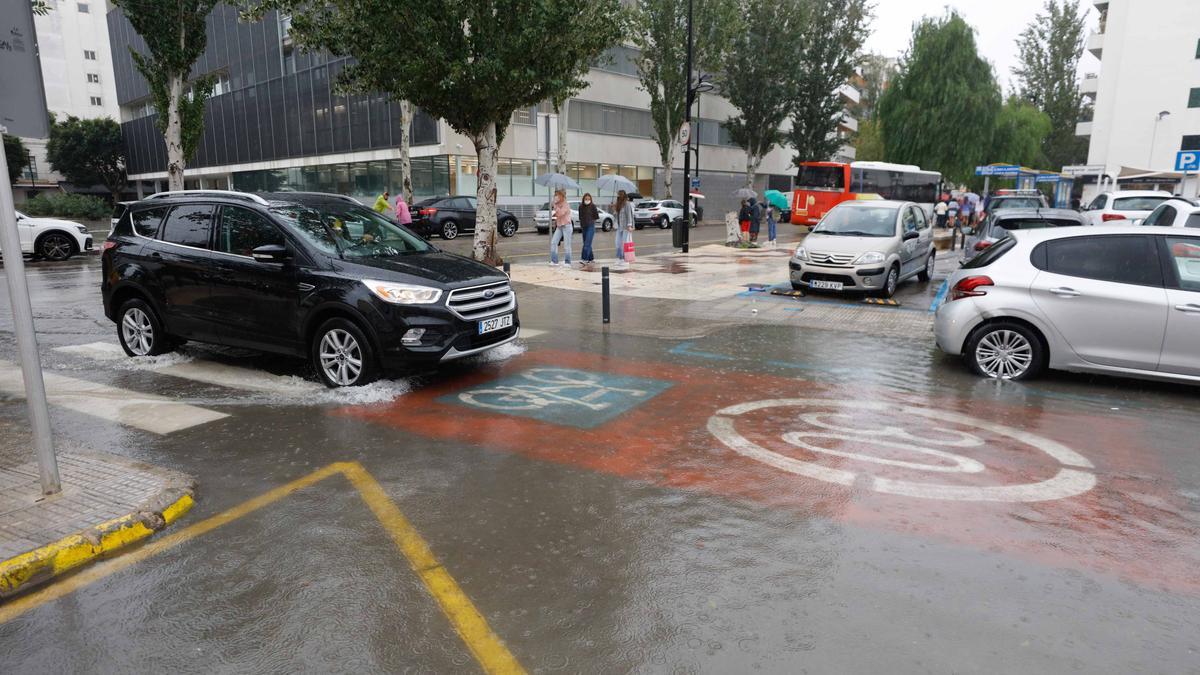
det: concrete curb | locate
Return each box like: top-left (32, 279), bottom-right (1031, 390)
top-left (0, 484), bottom-right (195, 599)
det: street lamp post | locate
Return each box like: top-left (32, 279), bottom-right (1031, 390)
top-left (1148, 110), bottom-right (1171, 169)
top-left (679, 0), bottom-right (695, 254)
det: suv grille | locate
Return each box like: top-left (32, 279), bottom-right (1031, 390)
top-left (446, 281), bottom-right (515, 320)
top-left (807, 251), bottom-right (856, 267)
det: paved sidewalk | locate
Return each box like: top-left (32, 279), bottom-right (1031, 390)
top-left (0, 418), bottom-right (194, 597)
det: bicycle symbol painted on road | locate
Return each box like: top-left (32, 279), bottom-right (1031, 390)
top-left (707, 398), bottom-right (1096, 502)
top-left (444, 368), bottom-right (673, 428)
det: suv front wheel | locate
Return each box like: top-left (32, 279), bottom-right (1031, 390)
top-left (441, 220), bottom-right (459, 240)
top-left (117, 299), bottom-right (173, 357)
top-left (312, 318), bottom-right (379, 388)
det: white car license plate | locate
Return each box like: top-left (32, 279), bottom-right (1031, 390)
top-left (478, 314), bottom-right (513, 335)
top-left (809, 280), bottom-right (843, 291)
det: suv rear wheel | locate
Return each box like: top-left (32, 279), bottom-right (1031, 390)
top-left (117, 299), bottom-right (173, 357)
top-left (441, 220), bottom-right (459, 240)
top-left (312, 318), bottom-right (379, 388)
top-left (499, 218), bottom-right (518, 237)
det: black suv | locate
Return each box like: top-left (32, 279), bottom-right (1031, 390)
top-left (101, 190), bottom-right (519, 387)
top-left (411, 196), bottom-right (520, 240)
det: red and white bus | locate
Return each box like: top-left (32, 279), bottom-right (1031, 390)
top-left (789, 161), bottom-right (942, 225)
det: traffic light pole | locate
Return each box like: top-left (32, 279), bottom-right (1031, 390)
top-left (0, 126), bottom-right (61, 495)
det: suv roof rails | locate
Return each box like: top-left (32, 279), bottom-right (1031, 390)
top-left (144, 189), bottom-right (269, 206)
top-left (295, 191), bottom-right (360, 204)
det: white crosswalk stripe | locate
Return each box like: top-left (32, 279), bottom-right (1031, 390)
top-left (0, 360), bottom-right (228, 435)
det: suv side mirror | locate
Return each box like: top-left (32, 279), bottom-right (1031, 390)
top-left (252, 244), bottom-right (290, 263)
top-left (902, 230), bottom-right (920, 241)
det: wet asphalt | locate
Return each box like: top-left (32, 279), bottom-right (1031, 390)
top-left (1, 237), bottom-right (1199, 674)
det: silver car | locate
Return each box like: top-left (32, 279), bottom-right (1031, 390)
top-left (961, 208), bottom-right (1085, 264)
top-left (790, 200), bottom-right (936, 298)
top-left (936, 225), bottom-right (1200, 383)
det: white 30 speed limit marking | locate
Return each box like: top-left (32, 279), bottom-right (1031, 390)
top-left (707, 399), bottom-right (1096, 502)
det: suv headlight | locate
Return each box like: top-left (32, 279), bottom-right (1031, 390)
top-left (853, 251), bottom-right (886, 265)
top-left (362, 280), bottom-right (442, 305)
top-left (793, 246), bottom-right (809, 261)
top-left (76, 225), bottom-right (89, 234)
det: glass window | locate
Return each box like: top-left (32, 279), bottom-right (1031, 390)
top-left (83, 50), bottom-right (96, 60)
top-left (510, 159), bottom-right (533, 196)
top-left (1183, 135), bottom-right (1200, 152)
top-left (77, 3), bottom-right (89, 12)
top-left (901, 208), bottom-right (918, 232)
top-left (1144, 205), bottom-right (1177, 227)
top-left (1045, 235), bottom-right (1162, 286)
top-left (1113, 196), bottom-right (1169, 211)
top-left (1189, 88), bottom-right (1200, 109)
top-left (159, 205), bottom-right (214, 249)
top-left (269, 205), bottom-right (339, 256)
top-left (217, 206), bottom-right (284, 257)
top-left (813, 204), bottom-right (898, 237)
top-left (132, 206), bottom-right (168, 237)
top-left (307, 202), bottom-right (432, 257)
top-left (1187, 214), bottom-right (1200, 228)
top-left (915, 206), bottom-right (930, 229)
top-left (1166, 237), bottom-right (1200, 291)
top-left (1088, 194), bottom-right (1107, 210)
top-left (997, 218), bottom-right (1080, 230)
top-left (798, 165), bottom-right (846, 191)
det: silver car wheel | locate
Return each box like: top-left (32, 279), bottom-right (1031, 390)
top-left (925, 252), bottom-right (935, 277)
top-left (319, 328), bottom-right (363, 386)
top-left (886, 267), bottom-right (899, 295)
top-left (121, 308), bottom-right (154, 356)
top-left (975, 329), bottom-right (1034, 380)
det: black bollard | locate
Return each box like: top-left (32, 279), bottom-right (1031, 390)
top-left (503, 261), bottom-right (511, 276)
top-left (601, 266), bottom-right (611, 324)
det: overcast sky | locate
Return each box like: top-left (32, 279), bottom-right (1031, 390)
top-left (862, 0), bottom-right (1101, 91)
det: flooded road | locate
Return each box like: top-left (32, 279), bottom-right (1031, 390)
top-left (1, 252), bottom-right (1198, 673)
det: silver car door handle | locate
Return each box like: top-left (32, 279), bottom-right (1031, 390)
top-left (1049, 287), bottom-right (1081, 297)
top-left (1174, 304), bottom-right (1200, 314)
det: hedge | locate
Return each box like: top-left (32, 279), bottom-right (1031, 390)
top-left (21, 193), bottom-right (109, 220)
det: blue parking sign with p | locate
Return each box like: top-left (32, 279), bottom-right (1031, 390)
top-left (1176, 151), bottom-right (1200, 172)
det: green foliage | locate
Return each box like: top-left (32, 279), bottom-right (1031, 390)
top-left (989, 97), bottom-right (1052, 170)
top-left (22, 193), bottom-right (109, 219)
top-left (788, 0), bottom-right (871, 165)
top-left (853, 118), bottom-right (885, 161)
top-left (1013, 0), bottom-right (1089, 169)
top-left (255, 0), bottom-right (622, 143)
top-left (720, 0), bottom-right (806, 182)
top-left (113, 0), bottom-right (218, 163)
top-left (631, 0), bottom-right (733, 192)
top-left (3, 134), bottom-right (29, 184)
top-left (46, 115), bottom-right (128, 199)
top-left (878, 11), bottom-right (1001, 184)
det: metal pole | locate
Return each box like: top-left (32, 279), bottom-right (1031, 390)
top-left (503, 261), bottom-right (510, 276)
top-left (601, 266), bottom-right (611, 324)
top-left (679, 0), bottom-right (694, 254)
top-left (0, 129), bottom-right (60, 495)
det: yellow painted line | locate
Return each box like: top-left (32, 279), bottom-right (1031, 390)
top-left (0, 462), bottom-right (526, 675)
top-left (0, 493), bottom-right (194, 598)
top-left (341, 463), bottom-right (525, 675)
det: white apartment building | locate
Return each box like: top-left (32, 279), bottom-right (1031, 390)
top-left (1078, 0), bottom-right (1200, 199)
top-left (13, 0), bottom-right (121, 200)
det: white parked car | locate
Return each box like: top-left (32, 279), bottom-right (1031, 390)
top-left (1139, 197), bottom-right (1200, 228)
top-left (1081, 190), bottom-right (1171, 226)
top-left (1, 211), bottom-right (93, 261)
top-left (936, 225), bottom-right (1200, 384)
top-left (633, 199), bottom-right (698, 229)
top-left (534, 200), bottom-right (615, 234)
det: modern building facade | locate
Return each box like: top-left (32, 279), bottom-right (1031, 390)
top-left (1078, 0), bottom-right (1200, 198)
top-left (107, 4), bottom-right (859, 220)
top-left (13, 0), bottom-right (122, 201)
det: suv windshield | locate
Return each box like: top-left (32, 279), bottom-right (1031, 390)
top-left (272, 203), bottom-right (432, 258)
top-left (812, 204), bottom-right (897, 237)
top-left (996, 217), bottom-right (1079, 230)
top-left (1113, 196), bottom-right (1169, 211)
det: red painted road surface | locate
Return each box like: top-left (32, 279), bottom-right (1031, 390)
top-left (340, 349), bottom-right (1200, 593)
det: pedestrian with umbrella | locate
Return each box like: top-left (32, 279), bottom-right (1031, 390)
top-left (614, 189), bottom-right (635, 268)
top-left (732, 187), bottom-right (756, 244)
top-left (548, 189), bottom-right (574, 267)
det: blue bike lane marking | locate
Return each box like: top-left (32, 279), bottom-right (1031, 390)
top-left (440, 367), bottom-right (674, 428)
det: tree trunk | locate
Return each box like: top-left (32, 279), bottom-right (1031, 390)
top-left (398, 100), bottom-right (413, 204)
top-left (471, 122), bottom-right (501, 266)
top-left (165, 75), bottom-right (185, 191)
top-left (744, 152), bottom-right (762, 189)
top-left (662, 141), bottom-right (676, 200)
top-left (555, 101), bottom-right (568, 175)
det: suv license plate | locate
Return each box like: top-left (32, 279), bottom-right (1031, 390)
top-left (809, 280), bottom-right (843, 291)
top-left (479, 314), bottom-right (513, 335)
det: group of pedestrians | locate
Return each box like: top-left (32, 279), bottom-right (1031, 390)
top-left (736, 197), bottom-right (779, 247)
top-left (547, 189), bottom-right (636, 269)
top-left (374, 190), bottom-right (413, 226)
top-left (933, 193), bottom-right (979, 231)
